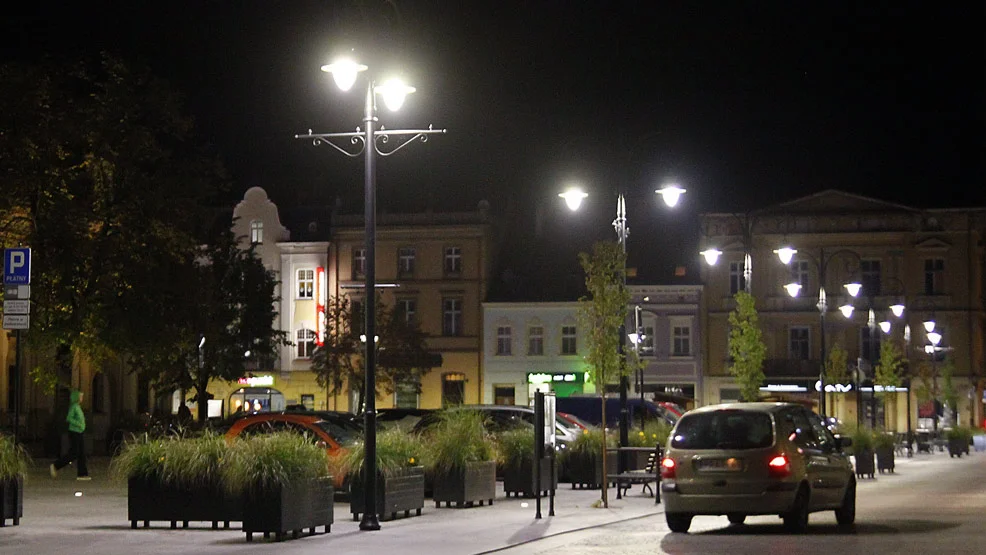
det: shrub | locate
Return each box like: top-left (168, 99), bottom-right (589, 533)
top-left (946, 426), bottom-right (972, 442)
top-left (496, 427), bottom-right (536, 471)
top-left (0, 434), bottom-right (30, 480)
top-left (331, 426), bottom-right (422, 479)
top-left (842, 424), bottom-right (874, 453)
top-left (222, 432), bottom-right (331, 495)
top-left (111, 432), bottom-right (227, 487)
top-left (565, 427), bottom-right (616, 460)
top-left (110, 433), bottom-right (170, 483)
top-left (628, 420), bottom-right (673, 448)
top-left (872, 431), bottom-right (897, 450)
top-left (420, 409), bottom-right (495, 475)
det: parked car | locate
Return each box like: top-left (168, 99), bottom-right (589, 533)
top-left (224, 411), bottom-right (360, 454)
top-left (557, 411), bottom-right (594, 431)
top-left (555, 397), bottom-right (678, 429)
top-left (661, 402), bottom-right (856, 534)
top-left (376, 408), bottom-right (436, 431)
top-left (413, 405), bottom-right (579, 450)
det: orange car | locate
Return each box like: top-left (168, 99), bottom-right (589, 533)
top-left (223, 411), bottom-right (361, 486)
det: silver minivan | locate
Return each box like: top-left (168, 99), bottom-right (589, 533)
top-left (661, 402), bottom-right (855, 533)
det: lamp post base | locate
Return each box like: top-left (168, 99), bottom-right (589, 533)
top-left (359, 514), bottom-right (381, 531)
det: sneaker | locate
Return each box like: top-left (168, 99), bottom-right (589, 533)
top-left (77, 476), bottom-right (92, 481)
top-left (49, 464), bottom-right (58, 478)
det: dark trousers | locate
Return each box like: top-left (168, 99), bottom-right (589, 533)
top-left (54, 431), bottom-right (89, 477)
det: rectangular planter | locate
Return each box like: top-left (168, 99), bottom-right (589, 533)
top-left (350, 466), bottom-right (425, 521)
top-left (855, 449), bottom-right (875, 479)
top-left (0, 475), bottom-right (23, 527)
top-left (948, 438), bottom-right (967, 458)
top-left (875, 446), bottom-right (895, 473)
top-left (433, 460), bottom-right (496, 508)
top-left (127, 478), bottom-right (242, 529)
top-left (243, 476), bottom-right (334, 542)
top-left (564, 451), bottom-right (617, 489)
top-left (502, 457), bottom-right (557, 498)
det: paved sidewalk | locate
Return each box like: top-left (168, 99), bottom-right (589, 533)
top-left (2, 457), bottom-right (663, 555)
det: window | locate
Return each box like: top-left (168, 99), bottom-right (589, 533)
top-left (250, 220), bottom-right (263, 244)
top-left (789, 326), bottom-right (810, 360)
top-left (792, 259), bottom-right (810, 289)
top-left (561, 325), bottom-right (577, 355)
top-left (924, 258), bottom-right (944, 295)
top-left (394, 378), bottom-right (420, 409)
top-left (670, 410), bottom-right (774, 450)
top-left (779, 408), bottom-right (819, 450)
top-left (301, 394), bottom-right (315, 411)
top-left (297, 269), bottom-right (314, 299)
top-left (444, 246), bottom-right (462, 275)
top-left (352, 248), bottom-right (366, 279)
top-left (396, 298), bottom-right (417, 326)
top-left (860, 326), bottom-right (881, 363)
top-left (442, 372), bottom-right (466, 408)
top-left (494, 385), bottom-right (516, 406)
top-left (496, 326), bottom-right (512, 355)
top-left (672, 325), bottom-right (691, 356)
top-left (729, 261), bottom-right (746, 294)
top-left (442, 297), bottom-right (463, 336)
top-left (528, 326), bottom-right (544, 355)
top-left (296, 329), bottom-right (316, 358)
top-left (398, 247), bottom-right (416, 277)
top-left (860, 259), bottom-right (881, 297)
top-left (350, 298), bottom-right (365, 336)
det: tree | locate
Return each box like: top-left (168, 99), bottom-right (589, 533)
top-left (310, 295), bottom-right (439, 414)
top-left (727, 291), bottom-right (767, 402)
top-left (873, 340), bottom-right (903, 397)
top-left (0, 53), bottom-right (224, 396)
top-left (129, 227), bottom-right (289, 422)
top-left (940, 355), bottom-right (958, 427)
top-left (577, 241), bottom-right (630, 509)
top-left (824, 343), bottom-right (850, 415)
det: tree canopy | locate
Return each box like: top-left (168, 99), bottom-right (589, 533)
top-left (727, 291), bottom-right (767, 402)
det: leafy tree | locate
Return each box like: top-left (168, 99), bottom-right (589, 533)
top-left (129, 228), bottom-right (289, 422)
top-left (577, 241), bottom-right (630, 509)
top-left (873, 340), bottom-right (903, 398)
top-left (310, 295), bottom-right (439, 414)
top-left (727, 291), bottom-right (767, 402)
top-left (0, 53), bottom-right (224, 397)
top-left (940, 355), bottom-right (958, 427)
top-left (824, 343), bottom-right (850, 415)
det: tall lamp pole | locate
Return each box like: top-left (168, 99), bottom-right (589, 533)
top-left (559, 184), bottom-right (684, 471)
top-left (297, 57), bottom-right (445, 531)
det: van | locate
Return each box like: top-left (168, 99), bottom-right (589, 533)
top-left (554, 397), bottom-right (678, 429)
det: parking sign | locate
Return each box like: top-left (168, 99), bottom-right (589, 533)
top-left (3, 248), bottom-right (31, 285)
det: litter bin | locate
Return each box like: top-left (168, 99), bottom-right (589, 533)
top-left (974, 434), bottom-right (986, 453)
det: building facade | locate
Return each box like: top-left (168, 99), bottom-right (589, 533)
top-left (699, 190), bottom-right (985, 430)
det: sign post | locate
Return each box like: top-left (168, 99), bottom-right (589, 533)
top-left (3, 247), bottom-right (31, 445)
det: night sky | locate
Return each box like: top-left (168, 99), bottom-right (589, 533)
top-left (3, 1), bottom-right (984, 289)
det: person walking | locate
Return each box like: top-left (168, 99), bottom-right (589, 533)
top-left (50, 389), bottom-right (90, 480)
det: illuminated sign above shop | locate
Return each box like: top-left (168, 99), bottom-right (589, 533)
top-left (238, 375), bottom-right (275, 387)
top-left (527, 372), bottom-right (587, 385)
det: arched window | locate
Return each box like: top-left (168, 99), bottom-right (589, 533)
top-left (250, 220), bottom-right (264, 244)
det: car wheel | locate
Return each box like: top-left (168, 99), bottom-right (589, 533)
top-left (835, 480), bottom-right (856, 529)
top-left (727, 513), bottom-right (746, 525)
top-left (666, 513), bottom-right (693, 533)
top-left (782, 486), bottom-right (810, 533)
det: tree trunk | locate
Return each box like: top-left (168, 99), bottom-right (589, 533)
top-left (599, 394), bottom-right (608, 508)
top-left (196, 375), bottom-right (209, 423)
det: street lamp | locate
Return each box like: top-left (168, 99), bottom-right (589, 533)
top-left (563, 184), bottom-right (683, 470)
top-left (776, 247), bottom-right (861, 415)
top-left (296, 56), bottom-right (445, 531)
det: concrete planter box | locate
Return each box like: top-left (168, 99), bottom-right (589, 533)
top-left (127, 478), bottom-right (242, 529)
top-left (875, 446), bottom-right (895, 473)
top-left (947, 438), bottom-right (967, 458)
top-left (243, 477), bottom-right (334, 542)
top-left (564, 451), bottom-right (617, 489)
top-left (350, 466), bottom-right (425, 521)
top-left (854, 449), bottom-right (875, 479)
top-left (433, 461), bottom-right (496, 508)
top-left (0, 475), bottom-right (23, 526)
top-left (502, 457), bottom-right (556, 498)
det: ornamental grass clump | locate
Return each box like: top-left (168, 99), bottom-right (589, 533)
top-left (110, 433), bottom-right (170, 483)
top-left (422, 409), bottom-right (495, 475)
top-left (331, 426), bottom-right (423, 479)
top-left (0, 434), bottom-right (30, 480)
top-left (628, 420), bottom-right (673, 448)
top-left (223, 432), bottom-right (330, 495)
top-left (566, 427), bottom-right (614, 459)
top-left (872, 430), bottom-right (897, 451)
top-left (496, 427), bottom-right (535, 471)
top-left (842, 424), bottom-right (874, 454)
top-left (111, 432), bottom-right (228, 487)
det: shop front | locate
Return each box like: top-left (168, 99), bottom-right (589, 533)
top-left (526, 371), bottom-right (588, 401)
top-left (229, 375), bottom-right (285, 415)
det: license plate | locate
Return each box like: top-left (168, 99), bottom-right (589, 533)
top-left (695, 457), bottom-right (743, 471)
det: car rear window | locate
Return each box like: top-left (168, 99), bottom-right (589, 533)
top-left (670, 410), bottom-right (774, 450)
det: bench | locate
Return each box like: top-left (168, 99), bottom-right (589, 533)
top-left (606, 445), bottom-right (662, 504)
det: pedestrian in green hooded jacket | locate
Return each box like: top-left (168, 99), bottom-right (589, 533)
top-left (51, 389), bottom-right (90, 480)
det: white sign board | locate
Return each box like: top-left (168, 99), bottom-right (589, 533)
top-left (2, 314), bottom-right (29, 330)
top-left (3, 300), bottom-right (29, 314)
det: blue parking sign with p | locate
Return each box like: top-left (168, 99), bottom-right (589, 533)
top-left (3, 248), bottom-right (31, 285)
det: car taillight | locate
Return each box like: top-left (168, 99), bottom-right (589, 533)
top-left (767, 454), bottom-right (791, 478)
top-left (661, 457), bottom-right (676, 479)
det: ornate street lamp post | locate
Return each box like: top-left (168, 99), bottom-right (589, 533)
top-left (296, 57), bottom-right (445, 531)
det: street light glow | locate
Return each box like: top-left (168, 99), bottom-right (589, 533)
top-left (375, 79), bottom-right (416, 111)
top-left (784, 282), bottom-right (802, 297)
top-left (890, 304), bottom-right (905, 318)
top-left (923, 320), bottom-right (936, 333)
top-left (700, 248), bottom-right (722, 266)
top-left (321, 57), bottom-right (368, 92)
top-left (656, 184), bottom-right (686, 207)
top-left (844, 282), bottom-right (862, 297)
top-left (879, 321), bottom-right (891, 334)
top-left (774, 247), bottom-right (797, 265)
top-left (928, 331), bottom-right (942, 346)
top-left (839, 304), bottom-right (854, 318)
top-left (558, 187), bottom-right (588, 211)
